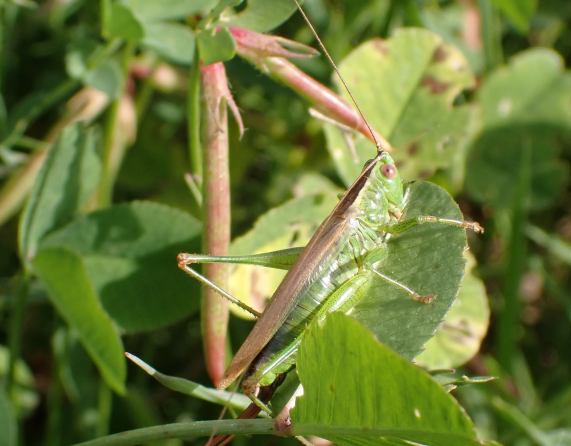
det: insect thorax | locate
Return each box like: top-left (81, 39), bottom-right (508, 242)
top-left (354, 163), bottom-right (404, 230)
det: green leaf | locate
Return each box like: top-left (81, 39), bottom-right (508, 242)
top-left (291, 314), bottom-right (479, 445)
top-left (492, 0), bottom-right (537, 33)
top-left (125, 353), bottom-right (252, 410)
top-left (416, 254), bottom-right (490, 369)
top-left (229, 191), bottom-right (339, 319)
top-left (479, 49), bottom-right (571, 129)
top-left (102, 1), bottom-right (144, 41)
top-left (18, 125), bottom-right (101, 265)
top-left (124, 0), bottom-right (218, 21)
top-left (466, 49), bottom-right (571, 211)
top-left (32, 247), bottom-right (126, 394)
top-left (323, 29), bottom-right (475, 184)
top-left (466, 127), bottom-right (568, 210)
top-left (222, 0), bottom-right (302, 32)
top-left (66, 42), bottom-right (123, 98)
top-left (0, 387), bottom-right (17, 446)
top-left (352, 181), bottom-right (467, 360)
top-left (40, 201), bottom-right (202, 332)
top-left (196, 27), bottom-right (236, 65)
top-left (83, 59), bottom-right (123, 99)
top-left (142, 22), bottom-right (195, 65)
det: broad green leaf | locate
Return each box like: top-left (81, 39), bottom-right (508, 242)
top-left (196, 27), bottom-right (236, 65)
top-left (0, 346), bottom-right (39, 417)
top-left (466, 125), bottom-right (569, 209)
top-left (124, 0), bottom-right (217, 21)
top-left (142, 22), bottom-right (195, 65)
top-left (292, 314), bottom-right (479, 446)
top-left (221, 0), bottom-right (302, 32)
top-left (479, 49), bottom-right (571, 129)
top-left (18, 125), bottom-right (101, 264)
top-left (466, 127), bottom-right (568, 210)
top-left (40, 201), bottom-right (201, 332)
top-left (32, 247), bottom-right (126, 394)
top-left (0, 387), bottom-right (17, 446)
top-left (229, 190), bottom-right (338, 318)
top-left (466, 49), bottom-right (571, 210)
top-left (102, 1), bottom-right (144, 41)
top-left (492, 0), bottom-right (537, 33)
top-left (323, 29), bottom-right (475, 185)
top-left (352, 181), bottom-right (467, 360)
top-left (416, 255), bottom-right (490, 369)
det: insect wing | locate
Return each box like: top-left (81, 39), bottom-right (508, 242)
top-left (219, 158), bottom-right (380, 389)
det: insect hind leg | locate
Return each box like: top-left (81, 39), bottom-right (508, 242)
top-left (177, 253), bottom-right (261, 318)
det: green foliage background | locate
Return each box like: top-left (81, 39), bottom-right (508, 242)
top-left (0, 0), bottom-right (570, 445)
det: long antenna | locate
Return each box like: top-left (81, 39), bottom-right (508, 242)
top-left (292, 0), bottom-right (383, 154)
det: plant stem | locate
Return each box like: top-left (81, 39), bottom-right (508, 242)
top-left (46, 335), bottom-right (62, 446)
top-left (0, 1), bottom-right (17, 93)
top-left (95, 43), bottom-right (134, 207)
top-left (96, 381), bottom-right (112, 437)
top-left (134, 57), bottom-right (158, 121)
top-left (72, 419), bottom-right (275, 446)
top-left (5, 270), bottom-right (31, 400)
top-left (491, 397), bottom-right (549, 446)
top-left (401, 0), bottom-right (424, 27)
top-left (479, 0), bottom-right (503, 72)
top-left (188, 52), bottom-right (203, 179)
top-left (231, 27), bottom-right (389, 149)
top-left (380, 0), bottom-right (398, 37)
top-left (497, 142), bottom-right (530, 372)
top-left (200, 63), bottom-right (231, 387)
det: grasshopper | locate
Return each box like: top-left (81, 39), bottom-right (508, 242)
top-left (178, 151), bottom-right (482, 405)
top-left (177, 0), bottom-right (483, 437)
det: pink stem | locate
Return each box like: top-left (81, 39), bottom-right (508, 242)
top-left (200, 63), bottom-right (231, 387)
top-left (231, 27), bottom-right (391, 150)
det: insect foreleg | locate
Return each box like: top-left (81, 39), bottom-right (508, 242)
top-left (177, 255), bottom-right (261, 318)
top-left (385, 216), bottom-right (484, 235)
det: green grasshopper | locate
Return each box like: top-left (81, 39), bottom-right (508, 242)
top-left (178, 0), bottom-right (483, 430)
top-left (178, 151), bottom-right (482, 405)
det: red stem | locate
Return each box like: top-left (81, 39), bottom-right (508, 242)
top-left (231, 27), bottom-right (390, 150)
top-left (200, 63), bottom-right (231, 387)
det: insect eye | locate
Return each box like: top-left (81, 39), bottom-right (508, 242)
top-left (380, 164), bottom-right (397, 179)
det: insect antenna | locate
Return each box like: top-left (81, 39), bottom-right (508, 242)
top-left (292, 0), bottom-right (384, 155)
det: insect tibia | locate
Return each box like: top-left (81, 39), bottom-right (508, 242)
top-left (177, 260), bottom-right (262, 318)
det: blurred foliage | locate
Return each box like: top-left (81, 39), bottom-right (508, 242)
top-left (0, 0), bottom-right (570, 445)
